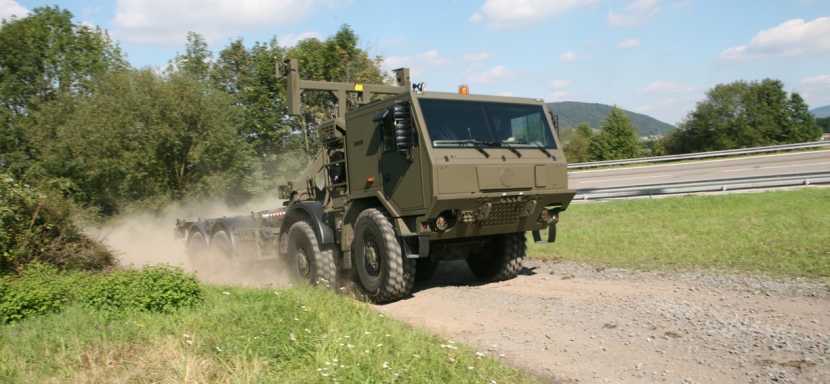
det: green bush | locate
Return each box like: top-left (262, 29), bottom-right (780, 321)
top-left (75, 264), bottom-right (203, 313)
top-left (0, 263), bottom-right (71, 323)
top-left (0, 174), bottom-right (115, 273)
top-left (0, 263), bottom-right (203, 324)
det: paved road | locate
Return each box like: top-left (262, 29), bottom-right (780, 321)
top-left (568, 150), bottom-right (830, 190)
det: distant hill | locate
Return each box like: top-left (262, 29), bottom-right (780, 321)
top-left (810, 105), bottom-right (830, 119)
top-left (546, 101), bottom-right (676, 137)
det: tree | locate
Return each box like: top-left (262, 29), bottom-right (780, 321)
top-left (170, 32), bottom-right (212, 82)
top-left (588, 106), bottom-right (641, 161)
top-left (816, 117), bottom-right (830, 134)
top-left (25, 69), bottom-right (258, 214)
top-left (563, 123), bottom-right (594, 163)
top-left (0, 6), bottom-right (126, 176)
top-left (671, 79), bottom-right (821, 153)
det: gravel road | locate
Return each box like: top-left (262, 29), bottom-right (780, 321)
top-left (377, 259), bottom-right (830, 384)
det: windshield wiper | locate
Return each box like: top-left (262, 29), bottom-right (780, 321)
top-left (434, 140), bottom-right (491, 158)
top-left (499, 142), bottom-right (522, 158)
top-left (510, 140), bottom-right (552, 158)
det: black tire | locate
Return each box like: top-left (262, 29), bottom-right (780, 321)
top-left (287, 221), bottom-right (337, 286)
top-left (353, 208), bottom-right (415, 303)
top-left (415, 258), bottom-right (439, 281)
top-left (187, 231), bottom-right (208, 266)
top-left (210, 229), bottom-right (234, 260)
top-left (466, 233), bottom-right (525, 281)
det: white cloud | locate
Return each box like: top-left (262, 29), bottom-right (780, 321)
top-left (279, 31), bottom-right (323, 47)
top-left (608, 0), bottom-right (662, 27)
top-left (799, 74), bottom-right (830, 107)
top-left (545, 91), bottom-right (590, 102)
top-left (463, 51), bottom-right (497, 61)
top-left (584, 39), bottom-right (603, 47)
top-left (112, 0), bottom-right (337, 47)
top-left (801, 74), bottom-right (830, 88)
top-left (475, 0), bottom-right (599, 31)
top-left (615, 38), bottom-right (641, 50)
top-left (636, 81), bottom-right (701, 95)
top-left (550, 80), bottom-right (575, 89)
top-left (558, 51), bottom-right (593, 62)
top-left (1, 0), bottom-right (28, 20)
top-left (381, 36), bottom-right (405, 47)
top-left (463, 65), bottom-right (518, 84)
top-left (717, 17), bottom-right (830, 63)
top-left (383, 50), bottom-right (452, 78)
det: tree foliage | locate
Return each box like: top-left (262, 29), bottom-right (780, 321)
top-left (665, 79), bottom-right (821, 154)
top-left (816, 116), bottom-right (830, 134)
top-left (563, 123), bottom-right (595, 163)
top-left (0, 6), bottom-right (126, 176)
top-left (588, 106), bottom-right (641, 161)
top-left (26, 69), bottom-right (258, 214)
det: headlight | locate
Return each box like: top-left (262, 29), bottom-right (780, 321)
top-left (435, 216), bottom-right (448, 231)
top-left (540, 209), bottom-right (551, 222)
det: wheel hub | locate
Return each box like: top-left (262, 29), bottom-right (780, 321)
top-left (364, 239), bottom-right (380, 276)
top-left (297, 247), bottom-right (310, 279)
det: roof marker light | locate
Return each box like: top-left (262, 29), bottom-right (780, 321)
top-left (459, 85), bottom-right (469, 94)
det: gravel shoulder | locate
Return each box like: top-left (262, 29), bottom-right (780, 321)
top-left (377, 259), bottom-right (830, 384)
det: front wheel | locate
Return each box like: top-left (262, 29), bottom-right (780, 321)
top-left (287, 221), bottom-right (336, 286)
top-left (353, 208), bottom-right (415, 303)
top-left (466, 232), bottom-right (525, 281)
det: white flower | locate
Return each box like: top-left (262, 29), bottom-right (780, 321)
top-left (223, 292), bottom-right (230, 295)
top-left (468, 366), bottom-right (474, 369)
top-left (183, 334), bottom-right (190, 338)
top-left (365, 332), bottom-right (371, 335)
top-left (290, 333), bottom-right (296, 341)
top-left (476, 352), bottom-right (485, 356)
top-left (377, 344), bottom-right (382, 347)
top-left (413, 354), bottom-right (420, 358)
top-left (347, 344), bottom-right (354, 349)
top-left (216, 346), bottom-right (222, 351)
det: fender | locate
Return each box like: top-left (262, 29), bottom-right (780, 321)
top-left (279, 201), bottom-right (335, 245)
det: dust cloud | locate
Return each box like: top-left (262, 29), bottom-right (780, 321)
top-left (91, 195), bottom-right (294, 287)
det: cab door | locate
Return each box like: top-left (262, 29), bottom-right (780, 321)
top-left (378, 112), bottom-right (424, 211)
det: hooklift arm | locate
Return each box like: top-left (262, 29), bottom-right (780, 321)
top-left (277, 58), bottom-right (411, 118)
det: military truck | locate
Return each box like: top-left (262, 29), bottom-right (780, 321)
top-left (174, 59), bottom-right (576, 303)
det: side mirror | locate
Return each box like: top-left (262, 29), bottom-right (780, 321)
top-left (394, 101), bottom-right (414, 154)
top-left (549, 112), bottom-right (559, 136)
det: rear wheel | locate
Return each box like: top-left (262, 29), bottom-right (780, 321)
top-left (187, 231), bottom-right (208, 267)
top-left (466, 233), bottom-right (525, 281)
top-left (210, 229), bottom-right (234, 260)
top-left (287, 221), bottom-right (336, 286)
top-left (353, 208), bottom-right (415, 303)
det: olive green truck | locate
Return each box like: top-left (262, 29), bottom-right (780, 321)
top-left (174, 59), bottom-right (576, 303)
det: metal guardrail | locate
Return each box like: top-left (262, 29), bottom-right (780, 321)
top-left (567, 141), bottom-right (830, 169)
top-left (573, 171), bottom-right (830, 201)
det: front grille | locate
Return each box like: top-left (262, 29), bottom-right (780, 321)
top-left (477, 196), bottom-right (530, 227)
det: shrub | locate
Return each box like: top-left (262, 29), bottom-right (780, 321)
top-left (0, 262), bottom-right (72, 323)
top-left (0, 263), bottom-right (203, 324)
top-left (0, 174), bottom-right (115, 273)
top-left (75, 264), bottom-right (203, 313)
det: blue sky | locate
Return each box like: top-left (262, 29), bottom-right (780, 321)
top-left (3, 0), bottom-right (830, 126)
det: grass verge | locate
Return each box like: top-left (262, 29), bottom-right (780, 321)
top-left (0, 285), bottom-right (540, 383)
top-left (528, 188), bottom-right (830, 277)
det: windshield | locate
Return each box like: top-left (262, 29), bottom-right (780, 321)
top-left (417, 99), bottom-right (558, 149)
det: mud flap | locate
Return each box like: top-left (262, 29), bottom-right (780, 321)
top-left (532, 224), bottom-right (556, 244)
top-left (402, 235), bottom-right (430, 258)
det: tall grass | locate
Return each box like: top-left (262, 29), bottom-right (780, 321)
top-left (530, 188), bottom-right (830, 276)
top-left (1, 285), bottom-right (540, 383)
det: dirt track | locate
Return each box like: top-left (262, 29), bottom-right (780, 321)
top-left (377, 259), bottom-right (830, 384)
